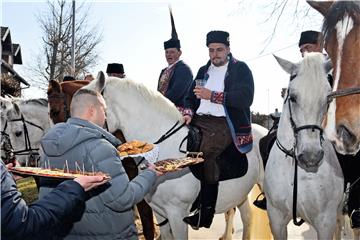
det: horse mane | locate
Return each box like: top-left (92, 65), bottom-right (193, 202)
top-left (105, 77), bottom-right (183, 121)
top-left (22, 98), bottom-right (48, 107)
top-left (297, 53), bottom-right (327, 86)
top-left (322, 1), bottom-right (360, 42)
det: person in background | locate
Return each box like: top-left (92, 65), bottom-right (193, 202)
top-left (182, 30), bottom-right (254, 229)
top-left (106, 63), bottom-right (126, 78)
top-left (63, 75), bottom-right (76, 82)
top-left (1, 161), bottom-right (109, 240)
top-left (84, 74), bottom-right (94, 81)
top-left (158, 7), bottom-right (193, 112)
top-left (39, 88), bottom-right (162, 239)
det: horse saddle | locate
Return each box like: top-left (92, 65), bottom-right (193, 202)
top-left (187, 126), bottom-right (248, 182)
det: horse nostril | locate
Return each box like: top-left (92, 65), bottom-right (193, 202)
top-left (337, 125), bottom-right (356, 146)
top-left (15, 131), bottom-right (22, 137)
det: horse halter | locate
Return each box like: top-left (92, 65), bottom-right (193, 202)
top-left (327, 86), bottom-right (360, 103)
top-left (0, 121), bottom-right (15, 164)
top-left (3, 113), bottom-right (44, 164)
top-left (276, 91), bottom-right (324, 157)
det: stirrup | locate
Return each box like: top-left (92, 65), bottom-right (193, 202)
top-left (183, 209), bottom-right (202, 230)
top-left (350, 209), bottom-right (360, 229)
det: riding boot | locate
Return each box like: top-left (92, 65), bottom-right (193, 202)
top-left (183, 182), bottom-right (218, 229)
top-left (253, 192), bottom-right (267, 210)
top-left (351, 209), bottom-right (360, 229)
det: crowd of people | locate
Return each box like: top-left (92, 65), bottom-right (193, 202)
top-left (2, 8), bottom-right (359, 240)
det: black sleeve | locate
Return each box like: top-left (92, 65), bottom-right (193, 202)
top-left (224, 62), bottom-right (254, 109)
top-left (165, 64), bottom-right (193, 105)
top-left (1, 163), bottom-right (86, 239)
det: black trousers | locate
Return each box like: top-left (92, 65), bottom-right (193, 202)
top-left (337, 151), bottom-right (360, 214)
top-left (192, 115), bottom-right (232, 184)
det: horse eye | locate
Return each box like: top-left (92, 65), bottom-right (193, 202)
top-left (289, 95), bottom-right (297, 103)
top-left (15, 131), bottom-right (22, 137)
top-left (289, 75), bottom-right (297, 81)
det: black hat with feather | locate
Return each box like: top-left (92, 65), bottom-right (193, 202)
top-left (164, 7), bottom-right (181, 50)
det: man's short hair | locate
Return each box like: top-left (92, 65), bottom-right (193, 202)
top-left (70, 89), bottom-right (103, 117)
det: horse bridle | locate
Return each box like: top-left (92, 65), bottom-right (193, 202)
top-left (0, 122), bottom-right (15, 164)
top-left (276, 90), bottom-right (325, 227)
top-left (327, 86), bottom-right (360, 102)
top-left (1, 113), bottom-right (44, 165)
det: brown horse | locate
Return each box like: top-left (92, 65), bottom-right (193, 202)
top-left (308, 0), bottom-right (360, 155)
top-left (47, 80), bottom-right (156, 240)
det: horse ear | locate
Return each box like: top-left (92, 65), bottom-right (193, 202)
top-left (307, 1), bottom-right (333, 16)
top-left (94, 71), bottom-right (106, 92)
top-left (7, 102), bottom-right (20, 119)
top-left (273, 54), bottom-right (297, 75)
top-left (48, 80), bottom-right (62, 95)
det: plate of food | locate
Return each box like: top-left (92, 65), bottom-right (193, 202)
top-left (154, 156), bottom-right (204, 173)
top-left (117, 140), bottom-right (159, 163)
top-left (9, 167), bottom-right (111, 180)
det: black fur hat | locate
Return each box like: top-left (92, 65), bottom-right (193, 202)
top-left (164, 7), bottom-right (181, 50)
top-left (206, 31), bottom-right (230, 47)
top-left (299, 30), bottom-right (320, 47)
top-left (106, 63), bottom-right (124, 74)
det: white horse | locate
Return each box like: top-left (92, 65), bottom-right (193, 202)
top-left (84, 74), bottom-right (268, 239)
top-left (264, 53), bottom-right (344, 239)
top-left (0, 97), bottom-right (50, 166)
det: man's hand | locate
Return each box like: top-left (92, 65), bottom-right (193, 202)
top-left (74, 175), bottom-right (111, 192)
top-left (6, 161), bottom-right (23, 181)
top-left (147, 163), bottom-right (164, 176)
top-left (194, 86), bottom-right (211, 100)
top-left (183, 115), bottom-right (192, 125)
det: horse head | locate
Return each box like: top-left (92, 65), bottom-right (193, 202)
top-left (308, 0), bottom-right (360, 155)
top-left (48, 79), bottom-right (90, 124)
top-left (84, 71), bottom-right (186, 160)
top-left (275, 53), bottom-right (331, 172)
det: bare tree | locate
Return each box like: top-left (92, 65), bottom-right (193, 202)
top-left (31, 0), bottom-right (101, 87)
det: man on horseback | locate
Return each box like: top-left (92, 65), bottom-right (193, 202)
top-left (182, 30), bottom-right (254, 229)
top-left (158, 8), bottom-right (193, 112)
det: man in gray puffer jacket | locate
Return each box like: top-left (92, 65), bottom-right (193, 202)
top-left (39, 88), bottom-right (159, 240)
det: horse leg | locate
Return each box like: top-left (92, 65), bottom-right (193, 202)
top-left (167, 209), bottom-right (188, 240)
top-left (154, 212), bottom-right (173, 240)
top-left (137, 199), bottom-right (155, 240)
top-left (238, 197), bottom-right (252, 240)
top-left (122, 157), bottom-right (155, 240)
top-left (266, 200), bottom-right (288, 240)
top-left (219, 207), bottom-right (236, 240)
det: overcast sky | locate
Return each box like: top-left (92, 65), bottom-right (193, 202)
top-left (2, 0), bottom-right (323, 114)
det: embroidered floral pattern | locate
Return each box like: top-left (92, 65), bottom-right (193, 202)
top-left (235, 134), bottom-right (253, 146)
top-left (182, 108), bottom-right (194, 117)
top-left (210, 91), bottom-right (224, 104)
top-left (158, 66), bottom-right (175, 95)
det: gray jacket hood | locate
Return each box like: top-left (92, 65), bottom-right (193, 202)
top-left (41, 118), bottom-right (121, 157)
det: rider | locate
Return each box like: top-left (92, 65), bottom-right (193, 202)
top-left (182, 30), bottom-right (254, 229)
top-left (158, 8), bottom-right (193, 112)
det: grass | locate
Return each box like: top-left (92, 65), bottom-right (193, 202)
top-left (17, 177), bottom-right (39, 203)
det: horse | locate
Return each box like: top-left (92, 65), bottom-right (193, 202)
top-left (307, 0), bottom-right (360, 155)
top-left (264, 52), bottom-right (344, 239)
top-left (83, 73), bottom-right (269, 239)
top-left (47, 79), bottom-right (157, 240)
top-left (0, 97), bottom-right (50, 166)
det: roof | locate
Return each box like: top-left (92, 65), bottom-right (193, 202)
top-left (1, 59), bottom-right (29, 86)
top-left (12, 44), bottom-right (22, 64)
